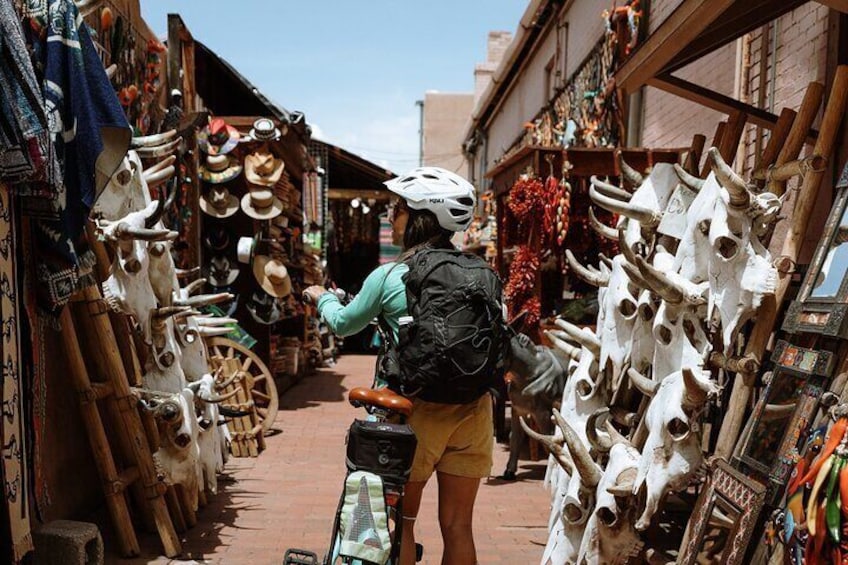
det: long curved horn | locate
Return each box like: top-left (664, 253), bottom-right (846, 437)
top-left (135, 137), bottom-right (182, 158)
top-left (215, 370), bottom-right (241, 391)
top-left (682, 367), bottom-right (712, 407)
top-left (566, 250), bottom-right (609, 287)
top-left (553, 408), bottom-right (601, 487)
top-left (175, 266), bottom-right (201, 279)
top-left (152, 305), bottom-right (192, 320)
top-left (163, 176), bottom-right (179, 210)
top-left (174, 309), bottom-right (201, 321)
top-left (554, 319), bottom-right (600, 357)
top-left (598, 253), bottom-right (614, 269)
top-left (708, 147), bottom-right (750, 208)
top-left (198, 326), bottom-right (232, 337)
top-left (604, 419), bottom-right (633, 448)
top-left (586, 408), bottom-right (613, 453)
top-left (761, 403), bottom-right (798, 422)
top-left (131, 129), bottom-right (177, 148)
top-left (197, 386), bottom-right (241, 404)
top-left (589, 207), bottom-right (618, 240)
top-left (174, 292), bottom-right (233, 308)
top-left (673, 163), bottom-right (704, 193)
top-left (104, 64), bottom-right (117, 80)
top-left (618, 224), bottom-right (641, 266)
top-left (183, 278), bottom-right (207, 296)
top-left (606, 468), bottom-right (638, 497)
top-left (543, 330), bottom-right (581, 361)
top-left (519, 416), bottom-right (573, 474)
top-left (627, 368), bottom-right (658, 397)
top-left (589, 182), bottom-right (662, 227)
top-left (592, 177), bottom-right (632, 201)
top-left (145, 195), bottom-right (165, 228)
top-left (143, 165), bottom-right (175, 188)
top-left (618, 153), bottom-right (644, 187)
top-left (195, 316), bottom-right (238, 326)
top-left (142, 154), bottom-right (177, 176)
top-left (114, 223), bottom-right (178, 241)
top-left (634, 255), bottom-right (687, 305)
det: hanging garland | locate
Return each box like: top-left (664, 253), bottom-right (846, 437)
top-left (505, 244), bottom-right (541, 327)
top-left (507, 173), bottom-right (545, 223)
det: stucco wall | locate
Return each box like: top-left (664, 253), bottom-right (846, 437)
top-left (483, 0), bottom-right (610, 175)
top-left (423, 92), bottom-right (475, 174)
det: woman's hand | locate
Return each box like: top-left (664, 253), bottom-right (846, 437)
top-left (303, 285), bottom-right (328, 305)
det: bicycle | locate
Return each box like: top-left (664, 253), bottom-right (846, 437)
top-left (286, 292), bottom-right (422, 565)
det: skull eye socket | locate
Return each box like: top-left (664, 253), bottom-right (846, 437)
top-left (563, 503), bottom-right (584, 524)
top-left (683, 319), bottom-right (698, 341)
top-left (160, 402), bottom-right (181, 422)
top-left (150, 243), bottom-right (166, 257)
top-left (568, 364), bottom-right (578, 377)
top-left (698, 219), bottom-right (711, 235)
top-left (124, 258), bottom-right (142, 273)
top-left (597, 506), bottom-right (618, 527)
top-left (638, 303), bottom-right (654, 322)
top-left (667, 417), bottom-right (690, 440)
top-left (576, 378), bottom-right (595, 398)
top-left (715, 236), bottom-right (739, 260)
top-left (657, 325), bottom-right (672, 345)
top-left (618, 300), bottom-right (637, 319)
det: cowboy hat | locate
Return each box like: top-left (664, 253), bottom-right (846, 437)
top-left (198, 117), bottom-right (240, 155)
top-left (200, 185), bottom-right (240, 217)
top-left (245, 292), bottom-right (282, 325)
top-left (199, 153), bottom-right (242, 184)
top-left (204, 226), bottom-right (231, 252)
top-left (249, 118), bottom-right (282, 143)
top-left (252, 254), bottom-right (292, 298)
top-left (245, 151), bottom-right (284, 187)
top-left (241, 188), bottom-right (283, 220)
top-left (205, 256), bottom-right (240, 287)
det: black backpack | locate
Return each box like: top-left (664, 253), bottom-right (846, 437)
top-left (391, 248), bottom-right (507, 404)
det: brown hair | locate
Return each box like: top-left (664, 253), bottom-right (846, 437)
top-left (397, 208), bottom-right (454, 262)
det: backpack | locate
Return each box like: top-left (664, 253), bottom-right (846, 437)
top-left (393, 248), bottom-right (508, 404)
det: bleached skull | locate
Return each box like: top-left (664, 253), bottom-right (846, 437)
top-left (98, 200), bottom-right (176, 344)
top-left (629, 367), bottom-right (716, 530)
top-left (141, 389), bottom-right (202, 511)
top-left (144, 315), bottom-right (188, 394)
top-left (598, 255), bottom-right (640, 386)
top-left (187, 374), bottom-right (237, 494)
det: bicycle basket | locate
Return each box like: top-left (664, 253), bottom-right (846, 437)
top-left (346, 420), bottom-right (417, 484)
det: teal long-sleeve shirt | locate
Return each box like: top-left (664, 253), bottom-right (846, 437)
top-left (317, 262), bottom-right (409, 342)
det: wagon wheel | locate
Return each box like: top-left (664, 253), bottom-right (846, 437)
top-left (206, 337), bottom-right (279, 434)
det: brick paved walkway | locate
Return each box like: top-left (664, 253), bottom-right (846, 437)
top-left (115, 354), bottom-right (550, 564)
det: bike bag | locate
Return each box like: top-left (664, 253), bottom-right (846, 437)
top-left (346, 419), bottom-right (417, 484)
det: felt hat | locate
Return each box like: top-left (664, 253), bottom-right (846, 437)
top-left (244, 151), bottom-right (284, 187)
top-left (198, 117), bottom-right (240, 155)
top-left (236, 236), bottom-right (255, 264)
top-left (204, 226), bottom-right (231, 252)
top-left (249, 118), bottom-right (282, 143)
top-left (241, 188), bottom-right (283, 220)
top-left (199, 153), bottom-right (242, 184)
top-left (205, 255), bottom-right (240, 287)
top-left (200, 185), bottom-right (240, 217)
top-left (246, 292), bottom-right (282, 325)
top-left (252, 254), bottom-right (292, 298)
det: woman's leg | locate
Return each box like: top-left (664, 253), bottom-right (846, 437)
top-left (436, 471), bottom-right (481, 565)
top-left (399, 479), bottom-right (427, 565)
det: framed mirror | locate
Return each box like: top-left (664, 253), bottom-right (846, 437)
top-left (784, 168), bottom-right (848, 337)
top-left (738, 340), bottom-right (833, 502)
top-left (680, 458), bottom-right (766, 565)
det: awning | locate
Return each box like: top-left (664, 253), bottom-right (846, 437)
top-left (614, 0), bottom-right (845, 129)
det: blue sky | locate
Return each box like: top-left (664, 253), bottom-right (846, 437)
top-left (139, 1), bottom-right (529, 173)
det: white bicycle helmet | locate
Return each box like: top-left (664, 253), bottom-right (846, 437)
top-left (383, 166), bottom-right (476, 232)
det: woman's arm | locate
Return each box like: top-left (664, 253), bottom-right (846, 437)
top-left (316, 266), bottom-right (389, 337)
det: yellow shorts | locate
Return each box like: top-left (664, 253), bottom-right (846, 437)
top-left (407, 393), bottom-right (493, 482)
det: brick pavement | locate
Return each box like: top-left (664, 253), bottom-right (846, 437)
top-left (114, 354), bottom-right (550, 564)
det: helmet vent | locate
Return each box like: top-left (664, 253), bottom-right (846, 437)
top-left (449, 208), bottom-right (465, 217)
top-left (422, 173), bottom-right (439, 180)
top-left (457, 197), bottom-right (474, 206)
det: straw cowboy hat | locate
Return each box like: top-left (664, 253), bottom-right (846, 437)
top-left (205, 255), bottom-right (240, 287)
top-left (241, 188), bottom-right (283, 220)
top-left (245, 151), bottom-right (284, 187)
top-left (249, 118), bottom-right (282, 143)
top-left (246, 292), bottom-right (282, 325)
top-left (252, 254), bottom-right (292, 298)
top-left (198, 117), bottom-right (240, 155)
top-left (200, 185), bottom-right (240, 217)
top-left (199, 153), bottom-right (242, 184)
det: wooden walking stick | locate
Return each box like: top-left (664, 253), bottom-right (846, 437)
top-left (715, 67), bottom-right (848, 460)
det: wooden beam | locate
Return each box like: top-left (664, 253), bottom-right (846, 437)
top-left (615, 0), bottom-right (735, 95)
top-left (328, 189), bottom-right (391, 201)
top-left (648, 74), bottom-right (819, 143)
top-left (817, 0), bottom-right (848, 13)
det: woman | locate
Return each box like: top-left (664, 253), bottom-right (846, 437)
top-left (304, 166), bottom-right (491, 565)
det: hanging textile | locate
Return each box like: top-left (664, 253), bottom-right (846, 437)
top-left (15, 0), bottom-right (131, 322)
top-left (378, 214), bottom-right (399, 264)
top-left (0, 184), bottom-right (32, 562)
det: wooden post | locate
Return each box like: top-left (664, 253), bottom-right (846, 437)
top-left (59, 306), bottom-right (140, 557)
top-left (700, 121), bottom-right (726, 176)
top-left (685, 134), bottom-right (706, 174)
top-left (756, 108), bottom-right (797, 172)
top-left (766, 82), bottom-right (826, 196)
top-left (716, 111), bottom-right (747, 165)
top-left (715, 66), bottom-right (848, 460)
